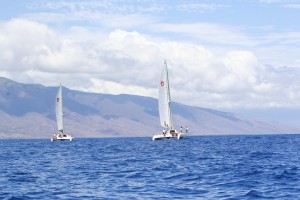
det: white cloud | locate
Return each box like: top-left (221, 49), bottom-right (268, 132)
top-left (284, 4), bottom-right (300, 8)
top-left (151, 23), bottom-right (256, 47)
top-left (258, 0), bottom-right (291, 3)
top-left (0, 19), bottom-right (60, 70)
top-left (258, 0), bottom-right (300, 8)
top-left (24, 11), bottom-right (158, 30)
top-left (1, 18), bottom-right (300, 109)
top-left (30, 0), bottom-right (165, 15)
top-left (221, 51), bottom-right (258, 91)
top-left (177, 3), bottom-right (229, 13)
top-left (87, 78), bottom-right (157, 97)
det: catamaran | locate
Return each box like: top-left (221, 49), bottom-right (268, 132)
top-left (51, 84), bottom-right (73, 141)
top-left (152, 60), bottom-right (182, 141)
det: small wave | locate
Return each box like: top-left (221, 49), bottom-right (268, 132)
top-left (164, 173), bottom-right (188, 181)
top-left (171, 188), bottom-right (209, 195)
top-left (125, 172), bottom-right (145, 179)
top-left (240, 168), bottom-right (264, 177)
top-left (249, 151), bottom-right (275, 159)
top-left (243, 190), bottom-right (265, 198)
top-left (214, 179), bottom-right (259, 188)
top-left (6, 197), bottom-right (22, 200)
top-left (2, 194), bottom-right (27, 200)
top-left (7, 172), bottom-right (37, 183)
top-left (274, 169), bottom-right (298, 180)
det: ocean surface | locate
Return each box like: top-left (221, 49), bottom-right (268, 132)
top-left (0, 135), bottom-right (300, 199)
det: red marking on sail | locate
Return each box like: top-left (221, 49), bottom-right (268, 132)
top-left (160, 81), bottom-right (164, 87)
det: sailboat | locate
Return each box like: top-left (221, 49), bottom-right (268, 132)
top-left (152, 60), bottom-right (182, 141)
top-left (51, 84), bottom-right (73, 141)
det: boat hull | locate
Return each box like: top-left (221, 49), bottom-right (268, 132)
top-left (152, 132), bottom-right (182, 141)
top-left (51, 134), bottom-right (73, 141)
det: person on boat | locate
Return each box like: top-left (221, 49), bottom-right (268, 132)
top-left (162, 128), bottom-right (166, 136)
top-left (186, 126), bottom-right (188, 133)
top-left (180, 126), bottom-right (183, 133)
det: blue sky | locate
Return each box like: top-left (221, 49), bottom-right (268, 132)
top-left (1, 0), bottom-right (300, 125)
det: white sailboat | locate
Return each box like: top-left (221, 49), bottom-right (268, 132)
top-left (51, 84), bottom-right (73, 141)
top-left (153, 60), bottom-right (182, 141)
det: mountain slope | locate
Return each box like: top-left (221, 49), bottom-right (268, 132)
top-left (0, 77), bottom-right (298, 139)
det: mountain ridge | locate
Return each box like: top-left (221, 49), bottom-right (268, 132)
top-left (0, 77), bottom-right (299, 139)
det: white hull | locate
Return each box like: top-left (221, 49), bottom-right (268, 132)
top-left (152, 132), bottom-right (182, 141)
top-left (51, 134), bottom-right (73, 141)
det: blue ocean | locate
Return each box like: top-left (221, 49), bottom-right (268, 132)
top-left (1, 135), bottom-right (300, 199)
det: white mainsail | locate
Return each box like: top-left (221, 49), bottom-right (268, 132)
top-left (159, 60), bottom-right (174, 130)
top-left (56, 84), bottom-right (63, 133)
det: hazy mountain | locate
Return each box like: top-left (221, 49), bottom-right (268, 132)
top-left (0, 77), bottom-right (299, 139)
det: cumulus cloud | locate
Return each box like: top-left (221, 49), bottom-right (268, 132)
top-left (0, 19), bottom-right (161, 94)
top-left (1, 18), bottom-right (300, 109)
top-left (0, 19), bottom-right (59, 71)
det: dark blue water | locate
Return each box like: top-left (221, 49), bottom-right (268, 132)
top-left (1, 135), bottom-right (300, 199)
